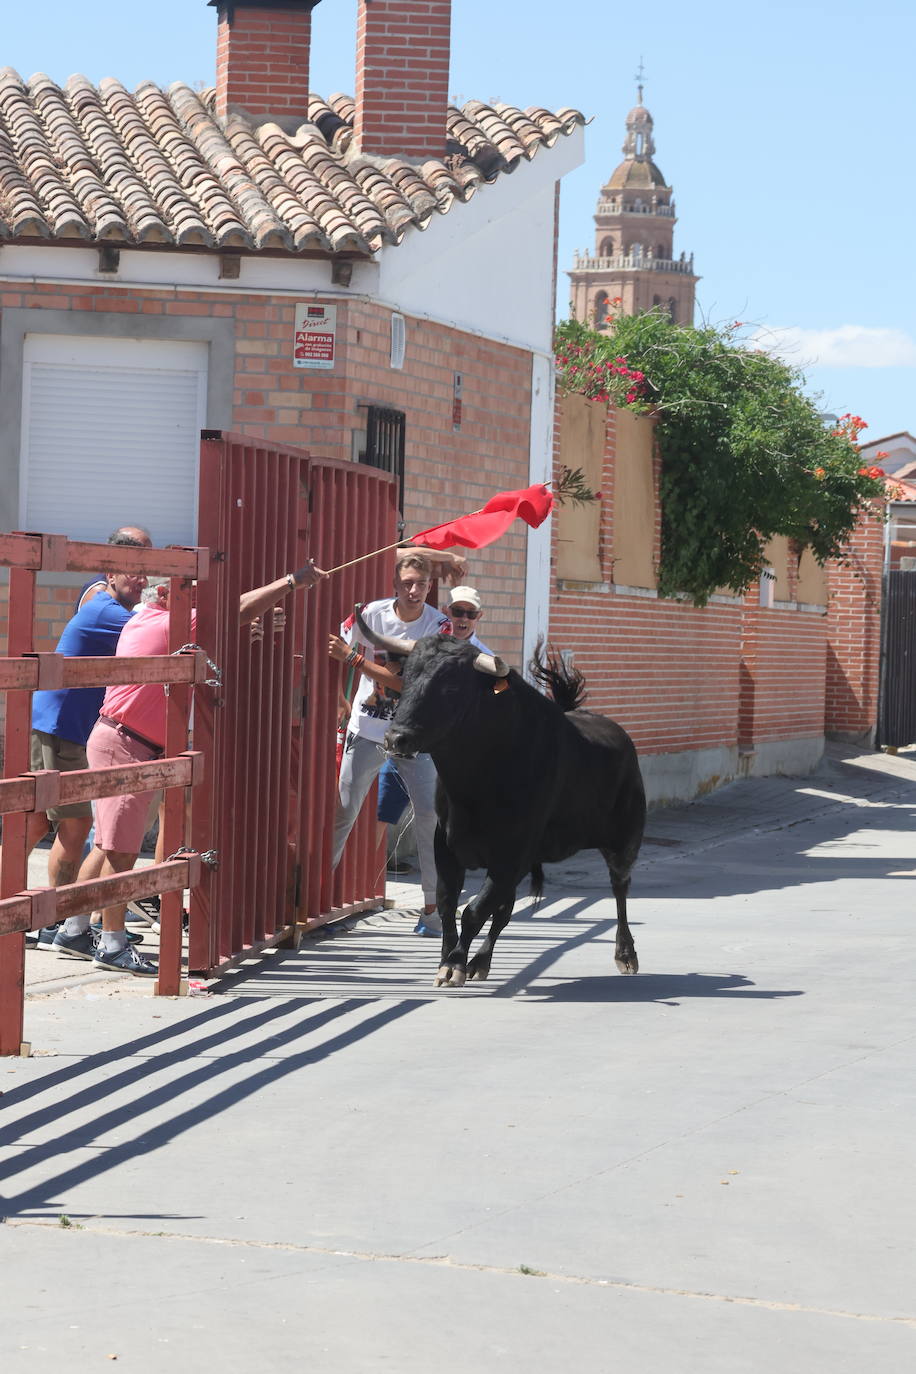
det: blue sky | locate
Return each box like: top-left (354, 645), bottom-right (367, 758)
top-left (5, 0), bottom-right (915, 442)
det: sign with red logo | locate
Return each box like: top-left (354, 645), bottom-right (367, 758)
top-left (294, 303), bottom-right (337, 370)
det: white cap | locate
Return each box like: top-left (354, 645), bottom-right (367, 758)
top-left (447, 585), bottom-right (482, 611)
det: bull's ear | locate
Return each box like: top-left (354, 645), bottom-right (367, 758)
top-left (472, 653), bottom-right (510, 678)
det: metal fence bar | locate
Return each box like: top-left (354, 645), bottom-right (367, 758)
top-left (878, 570), bottom-right (916, 748)
top-left (0, 856), bottom-right (202, 937)
top-left (0, 537), bottom-right (209, 1053)
top-left (189, 435), bottom-right (228, 973)
top-left (0, 755), bottom-right (201, 816)
top-left (157, 572), bottom-right (194, 996)
top-left (0, 565), bottom-right (37, 1054)
top-left (0, 654), bottom-right (207, 691)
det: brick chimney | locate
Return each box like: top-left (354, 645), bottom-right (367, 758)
top-left (210, 0), bottom-right (322, 125)
top-left (354, 1), bottom-right (452, 160)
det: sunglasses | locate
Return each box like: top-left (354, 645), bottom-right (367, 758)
top-left (450, 607), bottom-right (479, 619)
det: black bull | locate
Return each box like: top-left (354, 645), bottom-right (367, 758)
top-left (366, 622), bottom-right (646, 989)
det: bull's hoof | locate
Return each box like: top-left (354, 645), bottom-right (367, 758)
top-left (615, 951), bottom-right (639, 975)
top-left (467, 955), bottom-right (491, 981)
top-left (435, 964), bottom-right (467, 988)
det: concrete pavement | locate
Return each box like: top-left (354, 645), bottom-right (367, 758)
top-left (3, 744), bottom-right (916, 1370)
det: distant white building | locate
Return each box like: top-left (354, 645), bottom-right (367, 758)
top-left (860, 431), bottom-right (916, 478)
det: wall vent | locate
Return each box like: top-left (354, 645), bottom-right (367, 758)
top-left (390, 313), bottom-right (406, 370)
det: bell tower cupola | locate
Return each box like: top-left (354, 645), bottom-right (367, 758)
top-left (569, 68), bottom-right (698, 329)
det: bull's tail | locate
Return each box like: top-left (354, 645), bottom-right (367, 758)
top-left (528, 636), bottom-right (586, 712)
top-left (529, 862), bottom-right (545, 907)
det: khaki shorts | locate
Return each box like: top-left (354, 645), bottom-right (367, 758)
top-left (30, 730), bottom-right (93, 822)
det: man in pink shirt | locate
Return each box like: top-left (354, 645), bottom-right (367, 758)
top-left (55, 560), bottom-right (326, 976)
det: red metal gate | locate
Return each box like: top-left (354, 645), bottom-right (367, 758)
top-left (0, 534), bottom-right (206, 1055)
top-left (0, 436), bottom-right (399, 1050)
top-left (189, 433), bottom-right (398, 974)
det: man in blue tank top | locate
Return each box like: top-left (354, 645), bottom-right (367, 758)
top-left (26, 529), bottom-right (150, 941)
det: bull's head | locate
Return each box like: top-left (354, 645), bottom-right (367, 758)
top-left (353, 609), bottom-right (510, 759)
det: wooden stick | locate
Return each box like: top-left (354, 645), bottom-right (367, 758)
top-left (324, 539), bottom-right (408, 576)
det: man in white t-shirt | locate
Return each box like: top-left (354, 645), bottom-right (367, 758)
top-left (331, 552), bottom-right (449, 934)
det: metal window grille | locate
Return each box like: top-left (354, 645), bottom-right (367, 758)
top-left (360, 406), bottom-right (406, 522)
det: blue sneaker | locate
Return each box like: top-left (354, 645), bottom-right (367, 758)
top-left (26, 924), bottom-right (61, 950)
top-left (93, 943), bottom-right (158, 978)
top-left (51, 928), bottom-right (97, 961)
top-left (413, 914), bottom-right (443, 938)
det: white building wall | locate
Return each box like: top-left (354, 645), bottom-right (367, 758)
top-left (378, 129), bottom-right (583, 356)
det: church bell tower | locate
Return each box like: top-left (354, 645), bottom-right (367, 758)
top-left (569, 74), bottom-right (698, 329)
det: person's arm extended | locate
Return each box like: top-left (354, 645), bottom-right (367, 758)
top-left (396, 546), bottom-right (467, 584)
top-left (239, 560), bottom-right (327, 627)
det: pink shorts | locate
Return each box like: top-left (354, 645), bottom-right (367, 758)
top-left (87, 718), bottom-right (159, 855)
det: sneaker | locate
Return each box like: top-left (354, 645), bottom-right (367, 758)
top-left (51, 928), bottom-right (97, 961)
top-left (127, 895), bottom-right (161, 929)
top-left (26, 924), bottom-right (61, 950)
top-left (413, 914), bottom-right (443, 937)
top-left (90, 921), bottom-right (143, 946)
top-left (93, 943), bottom-right (158, 977)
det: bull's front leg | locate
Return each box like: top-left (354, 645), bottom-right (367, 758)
top-left (436, 875), bottom-right (517, 989)
top-left (433, 824), bottom-right (464, 983)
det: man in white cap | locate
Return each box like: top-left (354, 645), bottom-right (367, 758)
top-left (444, 585), bottom-right (492, 654)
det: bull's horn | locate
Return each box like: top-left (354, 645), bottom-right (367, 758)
top-left (473, 652), bottom-right (509, 678)
top-left (354, 607), bottom-right (416, 657)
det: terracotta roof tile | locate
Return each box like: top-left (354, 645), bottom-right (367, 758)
top-left (0, 67), bottom-right (584, 255)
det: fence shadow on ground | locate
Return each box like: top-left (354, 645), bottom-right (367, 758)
top-left (0, 896), bottom-right (805, 1223)
top-left (0, 995), bottom-right (422, 1223)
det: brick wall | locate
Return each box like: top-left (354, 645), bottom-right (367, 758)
top-left (825, 507), bottom-right (884, 741)
top-left (0, 279), bottom-right (532, 665)
top-left (549, 399), bottom-right (879, 788)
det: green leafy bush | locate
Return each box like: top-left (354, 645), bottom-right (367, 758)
top-left (555, 312), bottom-right (886, 605)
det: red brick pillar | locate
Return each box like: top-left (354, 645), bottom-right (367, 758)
top-left (825, 507), bottom-right (885, 742)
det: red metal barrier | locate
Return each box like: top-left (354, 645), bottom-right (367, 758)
top-left (190, 434), bottom-right (397, 973)
top-left (1, 436), bottom-right (399, 1044)
top-left (0, 533), bottom-right (206, 1055)
top-left (300, 456), bottom-right (399, 928)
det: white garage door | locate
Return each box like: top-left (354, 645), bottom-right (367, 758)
top-left (20, 334), bottom-right (208, 546)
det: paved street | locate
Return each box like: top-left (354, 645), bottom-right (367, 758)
top-left (2, 746), bottom-right (915, 1371)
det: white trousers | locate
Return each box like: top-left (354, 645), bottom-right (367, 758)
top-left (332, 733), bottom-right (439, 907)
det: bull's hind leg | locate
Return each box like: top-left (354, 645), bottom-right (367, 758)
top-left (600, 849), bottom-right (639, 975)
